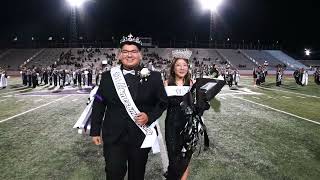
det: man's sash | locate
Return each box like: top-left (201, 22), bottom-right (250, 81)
top-left (110, 67), bottom-right (159, 153)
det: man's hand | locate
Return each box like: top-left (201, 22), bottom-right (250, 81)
top-left (92, 136), bottom-right (102, 145)
top-left (135, 112), bottom-right (149, 126)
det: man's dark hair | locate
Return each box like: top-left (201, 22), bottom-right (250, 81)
top-left (119, 41), bottom-right (142, 51)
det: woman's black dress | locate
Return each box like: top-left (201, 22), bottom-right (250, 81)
top-left (165, 82), bottom-right (193, 180)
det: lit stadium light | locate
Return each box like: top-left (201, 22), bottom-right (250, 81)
top-left (200, 0), bottom-right (223, 12)
top-left (199, 0), bottom-right (224, 42)
top-left (305, 49), bottom-right (311, 56)
top-left (66, 0), bottom-right (88, 7)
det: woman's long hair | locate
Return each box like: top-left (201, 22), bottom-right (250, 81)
top-left (168, 58), bottom-right (191, 86)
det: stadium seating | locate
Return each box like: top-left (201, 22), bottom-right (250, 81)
top-left (0, 48), bottom-right (309, 72)
top-left (266, 50), bottom-right (308, 70)
top-left (26, 48), bottom-right (67, 68)
top-left (0, 49), bottom-right (40, 70)
top-left (298, 60), bottom-right (320, 67)
top-left (243, 50), bottom-right (284, 69)
top-left (216, 49), bottom-right (256, 70)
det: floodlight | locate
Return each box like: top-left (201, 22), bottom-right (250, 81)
top-left (305, 49), bottom-right (311, 56)
top-left (67, 0), bottom-right (87, 7)
top-left (200, 0), bottom-right (223, 12)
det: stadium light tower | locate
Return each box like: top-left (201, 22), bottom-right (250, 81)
top-left (67, 0), bottom-right (87, 7)
top-left (199, 0), bottom-right (223, 41)
top-left (66, 0), bottom-right (88, 46)
top-left (305, 48), bottom-right (311, 56)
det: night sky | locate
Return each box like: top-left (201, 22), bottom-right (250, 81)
top-left (0, 0), bottom-right (318, 58)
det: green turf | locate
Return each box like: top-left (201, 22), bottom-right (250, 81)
top-left (240, 76), bottom-right (320, 121)
top-left (0, 76), bottom-right (319, 180)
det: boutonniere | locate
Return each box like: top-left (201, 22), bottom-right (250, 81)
top-left (139, 68), bottom-right (150, 83)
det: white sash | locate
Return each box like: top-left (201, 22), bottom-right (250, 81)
top-left (110, 67), bottom-right (159, 153)
top-left (165, 86), bottom-right (190, 97)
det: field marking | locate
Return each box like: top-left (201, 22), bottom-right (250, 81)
top-left (0, 88), bottom-right (33, 96)
top-left (0, 99), bottom-right (7, 102)
top-left (0, 95), bottom-right (72, 124)
top-left (282, 96), bottom-right (291, 99)
top-left (296, 96), bottom-right (306, 99)
top-left (34, 99), bottom-right (43, 102)
top-left (16, 99), bottom-right (24, 102)
top-left (0, 84), bottom-right (55, 97)
top-left (252, 97), bottom-right (260, 100)
top-left (256, 86), bottom-right (320, 99)
top-left (4, 86), bottom-right (27, 91)
top-left (233, 96), bottom-right (320, 126)
top-left (219, 97), bottom-right (226, 100)
top-left (72, 98), bottom-right (78, 102)
top-left (14, 94), bottom-right (88, 97)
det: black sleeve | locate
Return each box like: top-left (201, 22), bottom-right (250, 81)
top-left (89, 72), bottom-right (108, 136)
top-left (146, 72), bottom-right (168, 125)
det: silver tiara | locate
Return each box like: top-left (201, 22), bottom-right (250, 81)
top-left (120, 33), bottom-right (142, 45)
top-left (172, 49), bottom-right (192, 60)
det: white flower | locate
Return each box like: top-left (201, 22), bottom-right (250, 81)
top-left (139, 68), bottom-right (150, 83)
top-left (140, 68), bottom-right (150, 78)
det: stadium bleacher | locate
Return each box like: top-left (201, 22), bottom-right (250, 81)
top-left (216, 49), bottom-right (256, 70)
top-left (0, 48), bottom-right (310, 73)
top-left (266, 50), bottom-right (308, 70)
top-left (0, 49), bottom-right (41, 70)
top-left (243, 50), bottom-right (284, 69)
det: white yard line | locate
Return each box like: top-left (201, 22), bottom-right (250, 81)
top-left (252, 97), bottom-right (260, 100)
top-left (256, 86), bottom-right (320, 99)
top-left (219, 96), bottom-right (226, 100)
top-left (13, 94), bottom-right (87, 97)
top-left (233, 96), bottom-right (320, 126)
top-left (0, 95), bottom-right (72, 123)
top-left (5, 86), bottom-right (26, 91)
top-left (0, 99), bottom-right (7, 102)
top-left (16, 99), bottom-right (24, 102)
top-left (72, 98), bottom-right (78, 102)
top-left (282, 96), bottom-right (291, 99)
top-left (0, 88), bottom-right (32, 96)
top-left (34, 99), bottom-right (43, 102)
top-left (218, 92), bottom-right (262, 96)
top-left (296, 96), bottom-right (306, 99)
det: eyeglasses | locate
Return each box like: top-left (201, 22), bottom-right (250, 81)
top-left (121, 50), bottom-right (139, 56)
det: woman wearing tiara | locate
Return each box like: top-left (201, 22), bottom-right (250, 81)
top-left (164, 49), bottom-right (193, 180)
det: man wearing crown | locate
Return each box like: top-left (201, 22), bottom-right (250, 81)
top-left (90, 34), bottom-right (168, 180)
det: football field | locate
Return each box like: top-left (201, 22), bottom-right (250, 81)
top-left (0, 76), bottom-right (319, 180)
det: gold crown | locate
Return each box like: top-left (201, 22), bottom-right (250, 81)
top-left (120, 33), bottom-right (142, 46)
top-left (172, 49), bottom-right (192, 60)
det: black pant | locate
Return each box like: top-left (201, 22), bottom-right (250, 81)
top-left (103, 141), bottom-right (150, 180)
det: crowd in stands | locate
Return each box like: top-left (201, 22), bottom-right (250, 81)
top-left (2, 47), bottom-right (319, 90)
